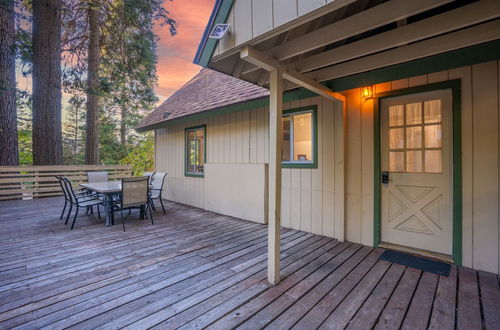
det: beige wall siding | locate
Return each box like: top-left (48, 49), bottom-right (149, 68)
top-left (155, 125), bottom-right (205, 209)
top-left (155, 96), bottom-right (344, 240)
top-left (156, 60), bottom-right (500, 274)
top-left (344, 61), bottom-right (500, 274)
top-left (214, 0), bottom-right (331, 55)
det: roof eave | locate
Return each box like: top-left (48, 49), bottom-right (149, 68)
top-left (193, 0), bottom-right (234, 66)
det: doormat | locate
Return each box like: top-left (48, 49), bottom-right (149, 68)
top-left (379, 250), bottom-right (451, 276)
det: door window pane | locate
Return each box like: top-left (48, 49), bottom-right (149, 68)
top-left (406, 151), bottom-right (423, 172)
top-left (389, 105), bottom-right (404, 127)
top-left (386, 96), bottom-right (446, 174)
top-left (424, 99), bottom-right (442, 123)
top-left (389, 128), bottom-right (404, 149)
top-left (406, 102), bottom-right (422, 125)
top-left (390, 152), bottom-right (405, 172)
top-left (425, 125), bottom-right (442, 148)
top-left (406, 127), bottom-right (422, 149)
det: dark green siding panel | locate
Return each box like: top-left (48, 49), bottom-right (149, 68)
top-left (326, 40), bottom-right (500, 92)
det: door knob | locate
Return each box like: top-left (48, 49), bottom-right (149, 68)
top-left (382, 171), bottom-right (390, 184)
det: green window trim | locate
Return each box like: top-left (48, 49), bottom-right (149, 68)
top-left (185, 125), bottom-right (207, 178)
top-left (282, 105), bottom-right (318, 169)
top-left (373, 80), bottom-right (462, 265)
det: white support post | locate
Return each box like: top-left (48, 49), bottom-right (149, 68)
top-left (268, 69), bottom-right (283, 285)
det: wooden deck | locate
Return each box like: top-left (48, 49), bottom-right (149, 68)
top-left (0, 198), bottom-right (498, 330)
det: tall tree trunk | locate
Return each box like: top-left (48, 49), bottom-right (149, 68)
top-left (0, 0), bottom-right (19, 165)
top-left (32, 0), bottom-right (63, 165)
top-left (73, 109), bottom-right (78, 155)
top-left (85, 4), bottom-right (100, 165)
top-left (120, 95), bottom-right (126, 145)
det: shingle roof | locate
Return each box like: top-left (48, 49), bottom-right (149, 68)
top-left (136, 68), bottom-right (269, 131)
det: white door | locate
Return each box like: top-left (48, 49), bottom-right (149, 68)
top-left (381, 89), bottom-right (453, 255)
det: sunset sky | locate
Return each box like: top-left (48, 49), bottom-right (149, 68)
top-left (154, 0), bottom-right (215, 103)
top-left (15, 0), bottom-right (216, 106)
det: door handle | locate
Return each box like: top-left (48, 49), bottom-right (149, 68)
top-left (381, 171), bottom-right (390, 184)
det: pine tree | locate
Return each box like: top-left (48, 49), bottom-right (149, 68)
top-left (0, 0), bottom-right (19, 165)
top-left (63, 94), bottom-right (86, 164)
top-left (32, 0), bottom-right (63, 165)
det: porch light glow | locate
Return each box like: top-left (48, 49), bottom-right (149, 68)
top-left (362, 86), bottom-right (373, 99)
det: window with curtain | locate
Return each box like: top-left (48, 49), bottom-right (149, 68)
top-left (185, 126), bottom-right (205, 176)
top-left (282, 107), bottom-right (317, 168)
top-left (388, 99), bottom-right (443, 173)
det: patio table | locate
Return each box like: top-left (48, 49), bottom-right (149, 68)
top-left (80, 181), bottom-right (121, 226)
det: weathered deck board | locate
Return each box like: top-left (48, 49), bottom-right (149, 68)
top-left (0, 197), bottom-right (498, 329)
top-left (374, 267), bottom-right (421, 329)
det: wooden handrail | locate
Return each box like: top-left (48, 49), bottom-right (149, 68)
top-left (0, 165), bottom-right (133, 201)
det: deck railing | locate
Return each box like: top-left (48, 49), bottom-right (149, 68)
top-left (0, 165), bottom-right (132, 201)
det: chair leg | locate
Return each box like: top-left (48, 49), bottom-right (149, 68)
top-left (150, 197), bottom-right (156, 211)
top-left (71, 207), bottom-right (79, 230)
top-left (160, 198), bottom-right (166, 214)
top-left (60, 201), bottom-right (67, 220)
top-left (65, 204), bottom-right (73, 225)
top-left (97, 205), bottom-right (101, 219)
top-left (149, 204), bottom-right (154, 225)
top-left (122, 210), bottom-right (126, 232)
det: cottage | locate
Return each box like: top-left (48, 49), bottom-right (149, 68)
top-left (138, 0), bottom-right (500, 283)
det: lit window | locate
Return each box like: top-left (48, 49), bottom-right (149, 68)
top-left (282, 107), bottom-right (317, 168)
top-left (185, 126), bottom-right (205, 176)
top-left (388, 100), bottom-right (443, 173)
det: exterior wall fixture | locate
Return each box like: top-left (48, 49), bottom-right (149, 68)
top-left (362, 86), bottom-right (373, 100)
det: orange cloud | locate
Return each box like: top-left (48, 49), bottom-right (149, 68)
top-left (155, 0), bottom-right (215, 103)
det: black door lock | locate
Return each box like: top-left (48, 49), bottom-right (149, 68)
top-left (381, 171), bottom-right (390, 184)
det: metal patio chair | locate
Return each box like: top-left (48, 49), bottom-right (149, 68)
top-left (149, 172), bottom-right (167, 214)
top-left (61, 177), bottom-right (103, 230)
top-left (111, 176), bottom-right (153, 232)
top-left (144, 171), bottom-right (155, 185)
top-left (56, 176), bottom-right (90, 221)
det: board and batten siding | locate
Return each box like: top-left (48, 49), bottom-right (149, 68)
top-left (155, 96), bottom-right (345, 240)
top-left (344, 60), bottom-right (500, 274)
top-left (155, 60), bottom-right (500, 274)
top-left (214, 0), bottom-right (344, 56)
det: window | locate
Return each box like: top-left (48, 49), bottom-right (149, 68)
top-left (388, 99), bottom-right (443, 173)
top-left (185, 125), bottom-right (206, 177)
top-left (282, 106), bottom-right (317, 168)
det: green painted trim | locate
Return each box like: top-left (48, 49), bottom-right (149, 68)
top-left (282, 105), bottom-right (318, 169)
top-left (184, 125), bottom-right (207, 178)
top-left (326, 39), bottom-right (500, 92)
top-left (373, 99), bottom-right (381, 247)
top-left (373, 80), bottom-right (462, 265)
top-left (195, 0), bottom-right (234, 66)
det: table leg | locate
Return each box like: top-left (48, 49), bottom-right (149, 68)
top-left (104, 194), bottom-right (111, 226)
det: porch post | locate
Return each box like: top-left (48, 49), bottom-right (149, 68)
top-left (268, 69), bottom-right (283, 285)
